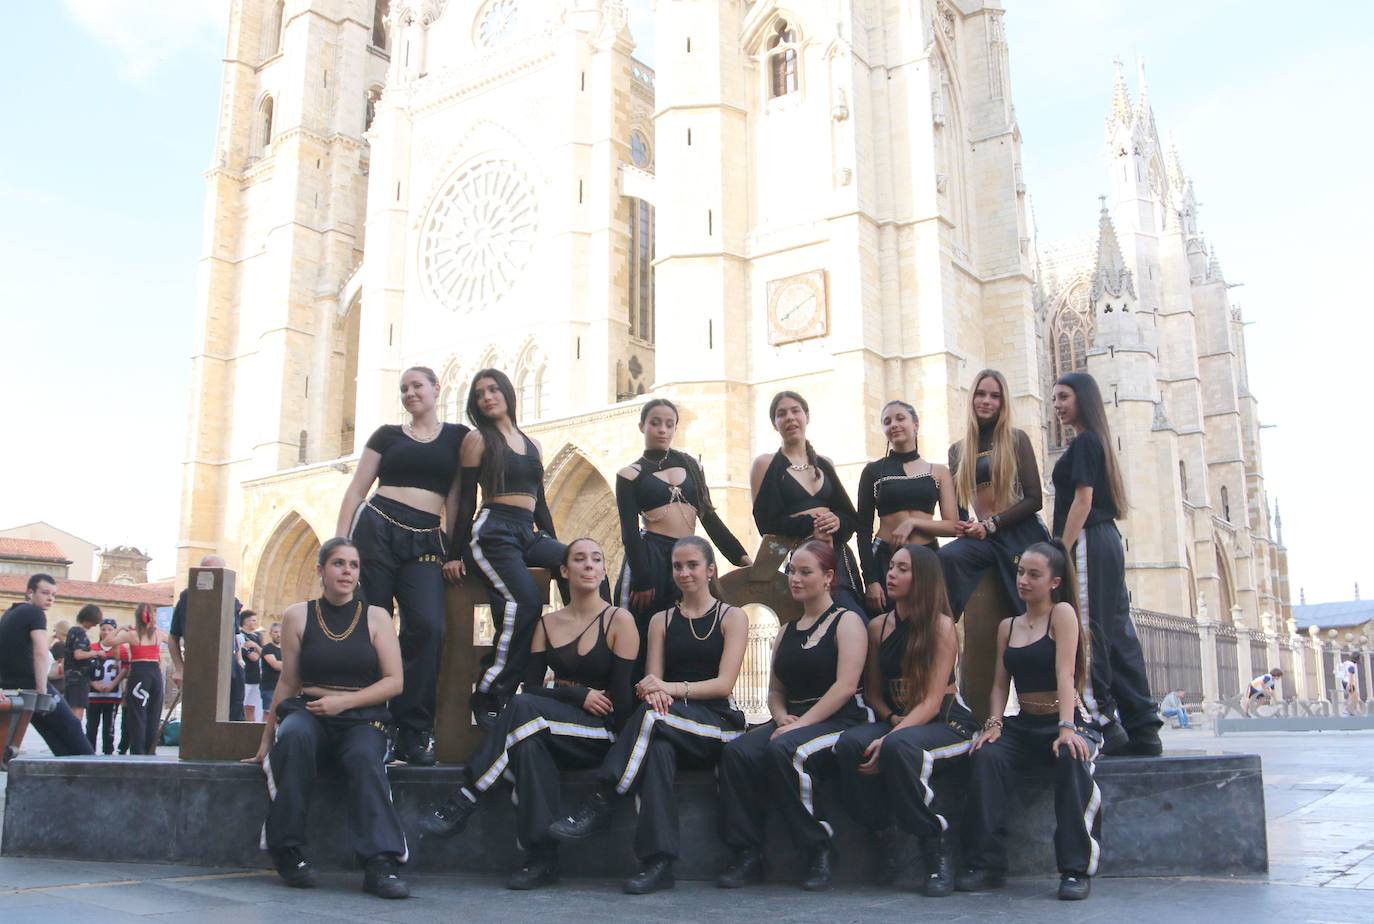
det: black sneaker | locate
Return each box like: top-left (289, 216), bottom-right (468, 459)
top-left (1099, 721), bottom-right (1131, 756)
top-left (954, 866), bottom-right (1006, 892)
top-left (624, 855), bottom-right (674, 895)
top-left (271, 846), bottom-right (318, 889)
top-left (363, 854), bottom-right (409, 899)
top-left (918, 833), bottom-right (953, 897)
top-left (470, 691), bottom-right (502, 732)
top-left (548, 787), bottom-right (615, 841)
top-left (801, 842), bottom-right (835, 892)
top-left (1126, 724), bottom-right (1163, 757)
top-left (419, 788), bottom-right (478, 837)
top-left (871, 826), bottom-right (902, 886)
top-left (508, 848), bottom-right (560, 890)
top-left (1058, 872), bottom-right (1091, 900)
top-left (717, 847), bottom-right (764, 889)
top-left (392, 729), bottom-right (436, 767)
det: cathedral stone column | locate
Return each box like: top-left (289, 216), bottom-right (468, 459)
top-left (1308, 628), bottom-right (1328, 704)
top-left (1196, 615), bottom-right (1219, 703)
top-left (1234, 620), bottom-right (1253, 694)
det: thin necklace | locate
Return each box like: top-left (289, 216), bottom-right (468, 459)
top-left (316, 598), bottom-right (363, 642)
top-left (639, 449), bottom-right (671, 471)
top-left (683, 600), bottom-right (721, 641)
top-left (403, 420), bottom-right (442, 443)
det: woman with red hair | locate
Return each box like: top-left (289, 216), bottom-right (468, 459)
top-left (98, 603), bottom-right (165, 755)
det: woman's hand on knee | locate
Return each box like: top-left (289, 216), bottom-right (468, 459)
top-left (443, 560), bottom-right (465, 584)
top-left (1054, 727), bottom-right (1091, 762)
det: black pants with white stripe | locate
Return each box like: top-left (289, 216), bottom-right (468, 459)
top-left (1073, 522), bottom-right (1161, 733)
top-left (614, 531), bottom-right (678, 680)
top-left (123, 661), bottom-right (163, 755)
top-left (836, 714), bottom-right (975, 838)
top-left (939, 516), bottom-right (1049, 620)
top-left (264, 709), bottom-right (407, 863)
top-left (597, 699), bottom-right (745, 861)
top-left (718, 712), bottom-right (861, 852)
top-left (351, 495), bottom-right (446, 737)
top-left (962, 714), bottom-right (1102, 876)
top-left (467, 505), bottom-right (569, 701)
top-left (465, 694), bottom-right (614, 850)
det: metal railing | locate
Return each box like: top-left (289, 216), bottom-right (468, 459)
top-left (1250, 634), bottom-right (1271, 676)
top-left (735, 605), bottom-right (781, 719)
top-left (1133, 609), bottom-right (1203, 698)
top-left (1215, 623), bottom-right (1240, 699)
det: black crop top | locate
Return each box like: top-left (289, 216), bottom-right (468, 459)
top-left (947, 426), bottom-right (1043, 525)
top-left (522, 607), bottom-right (636, 730)
top-left (856, 451), bottom-right (942, 586)
top-left (662, 603), bottom-right (729, 685)
top-left (364, 423), bottom-right (467, 495)
top-left (299, 597), bottom-right (381, 690)
top-left (1002, 616), bottom-right (1058, 695)
top-left (753, 450), bottom-right (858, 542)
top-left (1051, 429), bottom-right (1117, 538)
top-left (875, 612), bottom-right (957, 715)
top-left (616, 451), bottom-right (749, 593)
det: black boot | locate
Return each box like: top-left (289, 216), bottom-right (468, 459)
top-left (392, 727), bottom-right (436, 767)
top-left (548, 786), bottom-right (616, 841)
top-left (717, 847), bottom-right (764, 889)
top-left (362, 854), bottom-right (409, 899)
top-left (954, 866), bottom-right (1006, 892)
top-left (1058, 872), bottom-right (1091, 900)
top-left (801, 841), bottom-right (835, 892)
top-left (508, 845), bottom-right (560, 890)
top-left (1099, 720), bottom-right (1130, 756)
top-left (871, 826), bottom-right (902, 886)
top-left (918, 833), bottom-right (953, 897)
top-left (1126, 724), bottom-right (1163, 757)
top-left (625, 855), bottom-right (675, 894)
top-left (419, 786), bottom-right (478, 837)
top-left (271, 846), bottom-right (318, 889)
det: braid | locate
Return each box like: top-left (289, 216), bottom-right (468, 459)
top-left (804, 440), bottom-right (820, 482)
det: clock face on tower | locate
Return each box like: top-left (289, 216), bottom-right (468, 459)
top-left (767, 270), bottom-right (829, 345)
top-left (418, 156), bottom-right (539, 314)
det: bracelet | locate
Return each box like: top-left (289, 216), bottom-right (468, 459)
top-left (683, 681), bottom-right (690, 704)
top-left (1057, 720), bottom-right (1077, 731)
top-left (982, 717), bottom-right (1004, 732)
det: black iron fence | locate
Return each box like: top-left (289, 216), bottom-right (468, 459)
top-left (1133, 609), bottom-right (1203, 699)
top-left (1215, 623), bottom-right (1240, 698)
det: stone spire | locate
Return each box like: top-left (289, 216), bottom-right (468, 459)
top-left (1134, 56), bottom-right (1156, 134)
top-left (1107, 57), bottom-right (1132, 129)
top-left (1207, 244), bottom-right (1225, 282)
top-left (1274, 500), bottom-right (1284, 547)
top-left (1091, 195), bottom-right (1136, 301)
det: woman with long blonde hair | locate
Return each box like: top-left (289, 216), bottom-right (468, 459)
top-left (938, 369), bottom-right (1048, 619)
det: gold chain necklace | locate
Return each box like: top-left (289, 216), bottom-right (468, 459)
top-left (316, 598), bottom-right (363, 642)
top-left (684, 600), bottom-right (722, 641)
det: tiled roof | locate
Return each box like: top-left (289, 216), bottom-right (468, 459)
top-left (0, 574), bottom-right (174, 606)
top-left (1292, 600), bottom-right (1374, 630)
top-left (0, 537), bottom-right (71, 563)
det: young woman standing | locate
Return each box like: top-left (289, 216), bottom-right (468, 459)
top-left (835, 544), bottom-right (976, 897)
top-left (419, 538), bottom-right (638, 890)
top-left (1050, 372), bottom-right (1161, 756)
top-left (717, 540), bottom-right (868, 891)
top-left (337, 366), bottom-right (467, 765)
top-left (548, 537), bottom-right (748, 895)
top-left (616, 398), bottom-right (750, 675)
top-left (97, 603), bottom-right (164, 755)
top-left (939, 369), bottom-right (1049, 618)
top-left (451, 369), bottom-right (583, 729)
top-left (248, 538), bottom-right (409, 900)
top-left (856, 400), bottom-right (959, 614)
top-left (958, 540), bottom-right (1103, 901)
top-left (751, 391), bottom-right (866, 619)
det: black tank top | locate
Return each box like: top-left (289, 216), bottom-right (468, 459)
top-left (774, 604), bottom-right (844, 704)
top-left (542, 607), bottom-right (613, 688)
top-left (497, 433), bottom-right (544, 497)
top-left (663, 602), bottom-right (727, 683)
top-left (867, 452), bottom-right (940, 516)
top-left (1002, 616), bottom-right (1057, 694)
top-left (299, 598), bottom-right (381, 690)
top-left (876, 612), bottom-right (957, 714)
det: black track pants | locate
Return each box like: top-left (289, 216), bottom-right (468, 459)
top-left (263, 710), bottom-right (407, 862)
top-left (938, 517), bottom-right (1049, 620)
top-left (85, 701), bottom-right (119, 754)
top-left (962, 716), bottom-right (1103, 876)
top-left (123, 662), bottom-right (163, 755)
top-left (465, 694), bottom-right (614, 849)
top-left (718, 717), bottom-right (858, 851)
top-left (596, 700), bottom-right (744, 860)
top-left (836, 719), bottom-right (973, 837)
top-left (31, 684), bottom-right (94, 756)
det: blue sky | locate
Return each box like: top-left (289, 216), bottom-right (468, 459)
top-left (2, 1), bottom-right (1367, 606)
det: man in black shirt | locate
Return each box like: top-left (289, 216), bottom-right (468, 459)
top-left (259, 620), bottom-right (282, 714)
top-left (168, 554), bottom-right (245, 721)
top-left (0, 574), bottom-right (94, 756)
top-left (63, 605), bottom-right (104, 722)
top-left (240, 610), bottom-right (263, 722)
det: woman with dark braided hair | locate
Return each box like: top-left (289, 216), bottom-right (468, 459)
top-left (751, 391), bottom-right (867, 619)
top-left (957, 539), bottom-right (1103, 901)
top-left (835, 544), bottom-right (976, 897)
top-left (615, 398), bottom-right (750, 677)
top-left (856, 399), bottom-right (959, 614)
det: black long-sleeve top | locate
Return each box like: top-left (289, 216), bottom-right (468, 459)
top-left (752, 450), bottom-right (858, 543)
top-left (946, 426), bottom-right (1043, 525)
top-left (855, 451), bottom-right (943, 588)
top-left (616, 450), bottom-right (749, 593)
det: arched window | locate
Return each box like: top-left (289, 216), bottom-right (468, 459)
top-left (257, 96), bottom-right (275, 156)
top-left (268, 1), bottom-right (285, 56)
top-left (1049, 280), bottom-right (1092, 447)
top-left (627, 198), bottom-right (654, 343)
top-left (365, 86), bottom-right (382, 132)
top-left (1216, 546), bottom-right (1235, 622)
top-left (515, 346), bottom-right (553, 422)
top-left (437, 360), bottom-right (466, 424)
top-left (1221, 486), bottom-right (1231, 522)
top-left (1179, 460), bottom-right (1188, 500)
top-left (767, 19), bottom-right (799, 98)
top-left (372, 1), bottom-right (390, 50)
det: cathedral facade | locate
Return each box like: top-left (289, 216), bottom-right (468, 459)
top-left (179, 0), bottom-right (1287, 639)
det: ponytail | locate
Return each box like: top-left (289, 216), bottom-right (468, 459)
top-left (1023, 539), bottom-right (1089, 693)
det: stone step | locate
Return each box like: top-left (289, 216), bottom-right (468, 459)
top-left (2, 751), bottom-right (1266, 880)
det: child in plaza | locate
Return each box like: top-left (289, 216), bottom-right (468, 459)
top-left (1242, 668), bottom-right (1283, 716)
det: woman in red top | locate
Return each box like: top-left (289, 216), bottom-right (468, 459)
top-left (98, 603), bottom-right (164, 755)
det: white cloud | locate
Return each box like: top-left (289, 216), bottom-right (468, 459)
top-left (62, 0), bottom-right (227, 81)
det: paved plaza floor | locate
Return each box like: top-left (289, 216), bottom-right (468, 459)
top-left (2, 725), bottom-right (1371, 922)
